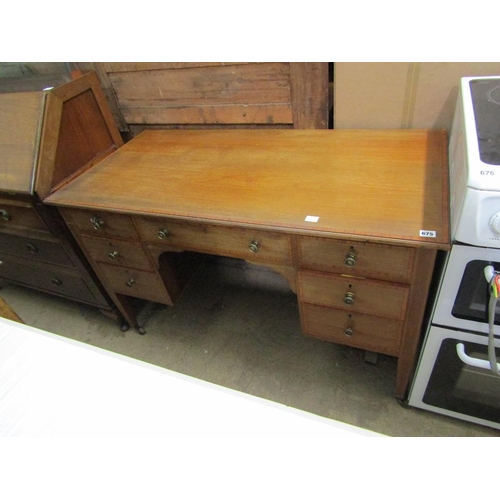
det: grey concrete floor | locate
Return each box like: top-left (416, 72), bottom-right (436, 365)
top-left (1, 257), bottom-right (499, 437)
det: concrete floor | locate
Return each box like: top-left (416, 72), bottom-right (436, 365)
top-left (1, 256), bottom-right (499, 437)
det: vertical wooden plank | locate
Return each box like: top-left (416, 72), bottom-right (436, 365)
top-left (290, 63), bottom-right (329, 129)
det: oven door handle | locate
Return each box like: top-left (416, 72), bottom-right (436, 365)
top-left (456, 343), bottom-right (500, 371)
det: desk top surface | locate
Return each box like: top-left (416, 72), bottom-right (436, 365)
top-left (46, 129), bottom-right (450, 248)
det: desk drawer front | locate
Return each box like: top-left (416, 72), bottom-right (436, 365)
top-left (99, 262), bottom-right (172, 305)
top-left (298, 237), bottom-right (414, 283)
top-left (80, 235), bottom-right (152, 271)
top-left (135, 217), bottom-right (292, 264)
top-left (301, 303), bottom-right (402, 356)
top-left (298, 271), bottom-right (409, 320)
top-left (62, 208), bottom-right (139, 240)
top-left (0, 232), bottom-right (74, 268)
top-left (0, 201), bottom-right (47, 232)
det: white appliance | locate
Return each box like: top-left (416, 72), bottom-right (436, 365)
top-left (409, 76), bottom-right (500, 431)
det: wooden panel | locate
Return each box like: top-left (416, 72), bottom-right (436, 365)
top-left (46, 130), bottom-right (450, 249)
top-left (0, 92), bottom-right (44, 194)
top-left (298, 237), bottom-right (414, 283)
top-left (36, 71), bottom-right (124, 200)
top-left (51, 89), bottom-right (115, 188)
top-left (301, 303), bottom-right (402, 356)
top-left (108, 63), bottom-right (293, 126)
top-left (290, 63), bottom-right (329, 129)
top-left (98, 263), bottom-right (172, 305)
top-left (135, 216), bottom-right (293, 264)
top-left (298, 271), bottom-right (409, 320)
top-left (80, 234), bottom-right (152, 271)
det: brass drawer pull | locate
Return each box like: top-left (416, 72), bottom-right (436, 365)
top-left (90, 216), bottom-right (104, 230)
top-left (344, 326), bottom-right (354, 337)
top-left (248, 240), bottom-right (260, 253)
top-left (0, 209), bottom-right (11, 221)
top-left (344, 248), bottom-right (356, 267)
top-left (126, 278), bottom-right (135, 287)
top-left (344, 291), bottom-right (355, 305)
top-left (108, 250), bottom-right (119, 260)
top-left (51, 278), bottom-right (63, 286)
top-left (157, 229), bottom-right (169, 239)
top-left (26, 243), bottom-right (38, 254)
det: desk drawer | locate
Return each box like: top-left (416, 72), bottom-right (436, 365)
top-left (0, 253), bottom-right (98, 304)
top-left (0, 200), bottom-right (48, 232)
top-left (298, 237), bottom-right (414, 283)
top-left (80, 235), bottom-right (153, 271)
top-left (135, 217), bottom-right (292, 264)
top-left (301, 303), bottom-right (402, 356)
top-left (98, 263), bottom-right (172, 305)
top-left (62, 208), bottom-right (139, 240)
top-left (298, 271), bottom-right (409, 320)
top-left (0, 232), bottom-right (74, 268)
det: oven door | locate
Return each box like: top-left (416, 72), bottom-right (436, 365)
top-left (409, 326), bottom-right (500, 430)
top-left (433, 244), bottom-right (500, 336)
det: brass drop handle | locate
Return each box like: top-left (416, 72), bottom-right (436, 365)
top-left (0, 209), bottom-right (11, 221)
top-left (248, 240), bottom-right (260, 253)
top-left (344, 291), bottom-right (355, 305)
top-left (51, 278), bottom-right (63, 286)
top-left (344, 248), bottom-right (356, 267)
top-left (90, 216), bottom-right (104, 230)
top-left (26, 243), bottom-right (38, 254)
top-left (108, 250), bottom-right (119, 260)
top-left (126, 278), bottom-right (135, 287)
top-left (157, 229), bottom-right (169, 239)
top-left (344, 326), bottom-right (354, 337)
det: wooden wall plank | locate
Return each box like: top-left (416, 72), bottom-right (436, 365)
top-left (290, 63), bottom-right (329, 129)
top-left (109, 63), bottom-right (291, 107)
top-left (121, 103), bottom-right (293, 125)
top-left (100, 62), bottom-right (251, 72)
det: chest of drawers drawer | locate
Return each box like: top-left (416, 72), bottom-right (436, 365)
top-left (0, 232), bottom-right (75, 268)
top-left (0, 252), bottom-right (100, 305)
top-left (135, 216), bottom-right (293, 264)
top-left (301, 303), bottom-right (402, 356)
top-left (62, 208), bottom-right (139, 240)
top-left (79, 234), bottom-right (153, 271)
top-left (297, 236), bottom-right (414, 283)
top-left (98, 262), bottom-right (172, 305)
top-left (298, 271), bottom-right (409, 320)
top-left (0, 200), bottom-right (48, 233)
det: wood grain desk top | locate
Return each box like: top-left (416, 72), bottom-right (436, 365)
top-left (46, 129), bottom-right (450, 248)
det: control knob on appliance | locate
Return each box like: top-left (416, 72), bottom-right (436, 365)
top-left (489, 212), bottom-right (500, 234)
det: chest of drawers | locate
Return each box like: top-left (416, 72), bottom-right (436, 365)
top-left (0, 72), bottom-right (125, 323)
top-left (45, 129), bottom-right (450, 399)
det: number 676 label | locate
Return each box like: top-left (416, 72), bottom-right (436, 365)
top-left (420, 230), bottom-right (436, 238)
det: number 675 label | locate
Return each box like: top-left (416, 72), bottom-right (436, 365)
top-left (420, 230), bottom-right (436, 238)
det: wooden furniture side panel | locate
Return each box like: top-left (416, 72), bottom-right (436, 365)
top-left (75, 63), bottom-right (329, 133)
top-left (396, 247), bottom-right (438, 399)
top-left (36, 71), bottom-right (124, 200)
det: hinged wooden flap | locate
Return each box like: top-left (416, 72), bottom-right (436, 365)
top-left (0, 91), bottom-right (45, 195)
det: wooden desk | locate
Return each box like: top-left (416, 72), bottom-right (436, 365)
top-left (45, 129), bottom-right (450, 399)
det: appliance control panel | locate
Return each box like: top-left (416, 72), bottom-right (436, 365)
top-left (461, 76), bottom-right (500, 191)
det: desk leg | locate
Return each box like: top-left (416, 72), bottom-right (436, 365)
top-left (395, 247), bottom-right (436, 400)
